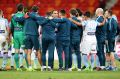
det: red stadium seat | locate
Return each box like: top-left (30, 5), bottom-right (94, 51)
top-left (14, 0), bottom-right (21, 4)
top-left (87, 6), bottom-right (95, 14)
top-left (7, 0), bottom-right (14, 4)
top-left (0, 0), bottom-right (7, 4)
top-left (28, 0), bottom-right (34, 7)
top-left (54, 0), bottom-right (62, 7)
top-left (5, 7), bottom-right (14, 14)
top-left (0, 0), bottom-right (101, 21)
top-left (21, 0), bottom-right (27, 5)
top-left (70, 3), bottom-right (79, 8)
top-left (68, 0), bottom-right (79, 3)
top-left (0, 4), bottom-right (5, 9)
top-left (47, 7), bottom-right (54, 12)
top-left (7, 14), bottom-right (13, 21)
top-left (112, 0), bottom-right (120, 22)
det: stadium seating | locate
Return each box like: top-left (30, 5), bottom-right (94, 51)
top-left (112, 0), bottom-right (120, 22)
top-left (0, 0), bottom-right (7, 4)
top-left (14, 0), bottom-right (21, 4)
top-left (0, 0), bottom-right (119, 23)
top-left (0, 0), bottom-right (100, 20)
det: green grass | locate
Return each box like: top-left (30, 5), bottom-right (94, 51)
top-left (0, 58), bottom-right (120, 79)
top-left (0, 71), bottom-right (120, 79)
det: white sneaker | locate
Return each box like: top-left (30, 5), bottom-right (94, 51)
top-left (77, 68), bottom-right (81, 71)
top-left (68, 68), bottom-right (72, 71)
top-left (41, 66), bottom-right (46, 71)
top-left (100, 66), bottom-right (105, 69)
top-left (48, 66), bottom-right (52, 71)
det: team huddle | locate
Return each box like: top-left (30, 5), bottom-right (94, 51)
top-left (0, 3), bottom-right (119, 71)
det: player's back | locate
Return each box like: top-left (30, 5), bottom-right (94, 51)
top-left (11, 12), bottom-right (24, 36)
top-left (70, 17), bottom-right (82, 41)
top-left (95, 16), bottom-right (106, 42)
top-left (0, 17), bottom-right (8, 36)
top-left (83, 20), bottom-right (98, 36)
top-left (56, 18), bottom-right (72, 41)
top-left (24, 12), bottom-right (40, 36)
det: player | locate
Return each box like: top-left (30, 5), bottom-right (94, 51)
top-left (104, 9), bottom-right (118, 71)
top-left (0, 9), bottom-right (9, 70)
top-left (68, 8), bottom-right (82, 71)
top-left (9, 3), bottom-right (25, 71)
top-left (95, 8), bottom-right (106, 70)
top-left (69, 11), bottom-right (105, 71)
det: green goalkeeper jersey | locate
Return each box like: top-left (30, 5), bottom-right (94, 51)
top-left (10, 12), bottom-right (24, 36)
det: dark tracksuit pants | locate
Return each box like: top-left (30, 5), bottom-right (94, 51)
top-left (56, 40), bottom-right (70, 69)
top-left (42, 38), bottom-right (55, 68)
top-left (106, 39), bottom-right (115, 53)
top-left (97, 41), bottom-right (106, 67)
top-left (69, 48), bottom-right (72, 68)
top-left (69, 40), bottom-right (81, 69)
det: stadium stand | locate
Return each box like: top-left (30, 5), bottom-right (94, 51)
top-left (0, 0), bottom-right (119, 23)
top-left (112, 0), bottom-right (120, 22)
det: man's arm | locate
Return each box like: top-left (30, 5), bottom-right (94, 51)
top-left (52, 18), bottom-right (66, 23)
top-left (28, 13), bottom-right (44, 21)
top-left (9, 18), bottom-right (14, 36)
top-left (37, 18), bottom-right (50, 26)
top-left (97, 18), bottom-right (106, 26)
top-left (96, 16), bottom-right (106, 26)
top-left (5, 19), bottom-right (11, 43)
top-left (113, 19), bottom-right (118, 34)
top-left (13, 15), bottom-right (25, 23)
top-left (49, 20), bottom-right (59, 28)
top-left (71, 21), bottom-right (77, 28)
top-left (5, 19), bottom-right (9, 33)
top-left (69, 18), bottom-right (82, 26)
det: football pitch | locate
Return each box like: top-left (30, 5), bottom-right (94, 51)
top-left (0, 58), bottom-right (120, 79)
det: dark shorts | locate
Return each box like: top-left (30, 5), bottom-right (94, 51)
top-left (106, 40), bottom-right (115, 53)
top-left (70, 40), bottom-right (80, 52)
top-left (24, 35), bottom-right (40, 50)
top-left (56, 40), bottom-right (70, 48)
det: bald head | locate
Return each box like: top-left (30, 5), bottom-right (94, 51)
top-left (95, 8), bottom-right (104, 16)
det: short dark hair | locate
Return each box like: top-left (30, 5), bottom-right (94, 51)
top-left (84, 11), bottom-right (91, 17)
top-left (105, 9), bottom-right (112, 16)
top-left (59, 9), bottom-right (66, 16)
top-left (17, 3), bottom-right (24, 11)
top-left (32, 5), bottom-right (39, 12)
top-left (107, 10), bottom-right (112, 16)
top-left (76, 8), bottom-right (82, 16)
top-left (46, 11), bottom-right (52, 17)
top-left (70, 8), bottom-right (77, 16)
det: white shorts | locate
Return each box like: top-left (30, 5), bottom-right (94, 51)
top-left (0, 35), bottom-right (8, 52)
top-left (81, 36), bottom-right (97, 55)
